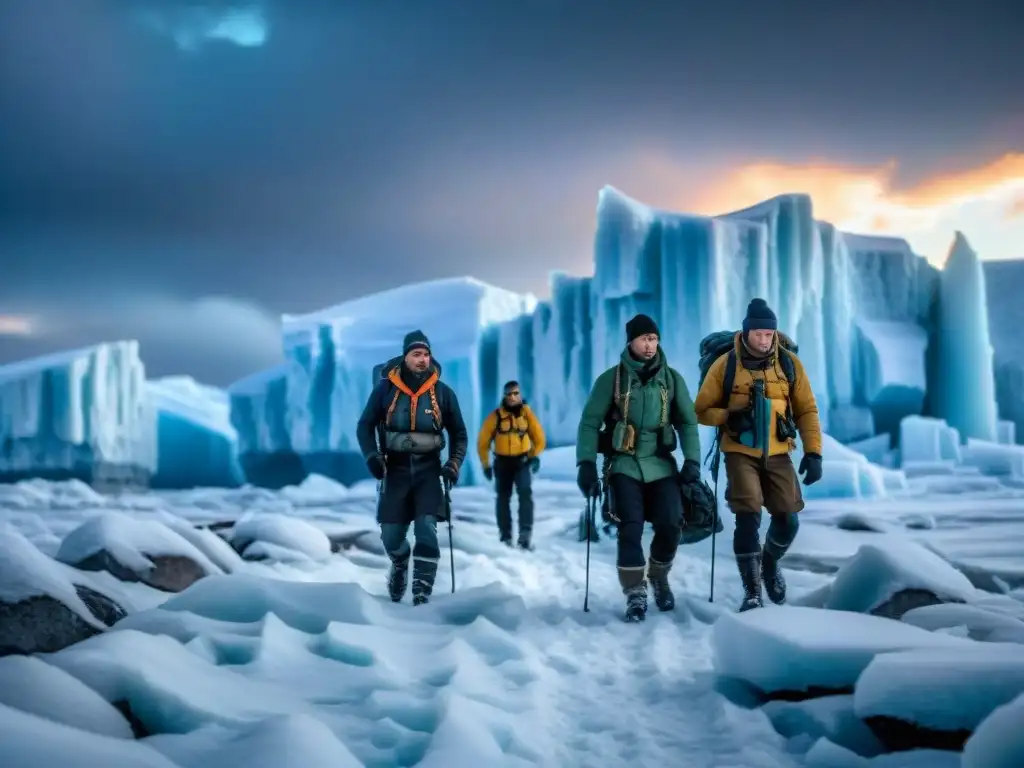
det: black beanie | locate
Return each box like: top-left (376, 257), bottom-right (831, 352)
top-left (742, 299), bottom-right (777, 333)
top-left (402, 329), bottom-right (431, 354)
top-left (626, 314), bottom-right (660, 343)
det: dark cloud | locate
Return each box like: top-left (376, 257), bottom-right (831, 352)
top-left (0, 0), bottom-right (1021, 384)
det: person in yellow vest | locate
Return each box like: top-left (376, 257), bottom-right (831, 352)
top-left (476, 380), bottom-right (547, 549)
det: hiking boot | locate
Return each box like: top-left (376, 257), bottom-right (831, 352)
top-left (736, 553), bottom-right (764, 612)
top-left (761, 547), bottom-right (787, 605)
top-left (411, 557), bottom-right (438, 606)
top-left (647, 557), bottom-right (675, 611)
top-left (624, 585), bottom-right (648, 622)
top-left (517, 531), bottom-right (533, 551)
top-left (500, 536), bottom-right (513, 547)
top-left (386, 558), bottom-right (409, 603)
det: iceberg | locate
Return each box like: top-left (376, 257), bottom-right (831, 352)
top-left (234, 277), bottom-right (536, 487)
top-left (0, 342), bottom-right (155, 490)
top-left (852, 319), bottom-right (929, 438)
top-left (146, 376), bottom-right (243, 489)
top-left (932, 233), bottom-right (999, 443)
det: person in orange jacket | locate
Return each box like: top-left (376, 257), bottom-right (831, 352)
top-left (476, 380), bottom-right (547, 549)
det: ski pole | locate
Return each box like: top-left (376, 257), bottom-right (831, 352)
top-left (443, 478), bottom-right (455, 594)
top-left (583, 493), bottom-right (595, 612)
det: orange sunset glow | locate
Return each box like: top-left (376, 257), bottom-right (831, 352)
top-left (682, 152), bottom-right (1024, 267)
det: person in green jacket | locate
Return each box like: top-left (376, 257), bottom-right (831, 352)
top-left (576, 314), bottom-right (703, 622)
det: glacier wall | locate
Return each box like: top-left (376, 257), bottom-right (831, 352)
top-left (981, 260), bottom-right (1024, 445)
top-left (146, 376), bottom-right (243, 489)
top-left (226, 187), bottom-right (1005, 489)
top-left (0, 341), bottom-right (156, 489)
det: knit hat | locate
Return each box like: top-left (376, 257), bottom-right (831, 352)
top-left (742, 299), bottom-right (777, 333)
top-left (626, 314), bottom-right (660, 343)
top-left (402, 329), bottom-right (431, 355)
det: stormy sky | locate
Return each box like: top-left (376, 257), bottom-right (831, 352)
top-left (1, 0), bottom-right (1022, 386)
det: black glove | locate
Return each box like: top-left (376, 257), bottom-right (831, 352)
top-left (576, 461), bottom-right (600, 498)
top-left (366, 453), bottom-right (386, 481)
top-left (483, 466), bottom-right (494, 481)
top-left (679, 459), bottom-right (701, 485)
top-left (726, 409), bottom-right (753, 436)
top-left (441, 459), bottom-right (460, 487)
top-left (799, 452), bottom-right (823, 486)
top-left (529, 457), bottom-right (540, 474)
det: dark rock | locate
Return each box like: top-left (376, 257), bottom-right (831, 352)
top-left (74, 584), bottom-right (127, 626)
top-left (835, 513), bottom-right (887, 532)
top-left (0, 592), bottom-right (117, 657)
top-left (870, 588), bottom-right (958, 620)
top-left (112, 699), bottom-right (151, 739)
top-left (864, 715), bottom-right (970, 752)
top-left (72, 550), bottom-right (207, 593)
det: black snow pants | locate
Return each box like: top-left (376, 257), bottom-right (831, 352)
top-left (493, 454), bottom-right (534, 544)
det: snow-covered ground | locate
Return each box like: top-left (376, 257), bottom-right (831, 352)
top-left (1, 474), bottom-right (1023, 767)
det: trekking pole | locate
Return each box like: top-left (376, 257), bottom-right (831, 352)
top-left (583, 493), bottom-right (595, 612)
top-left (708, 434), bottom-right (721, 603)
top-left (443, 478), bottom-right (455, 594)
top-left (709, 475), bottom-right (719, 603)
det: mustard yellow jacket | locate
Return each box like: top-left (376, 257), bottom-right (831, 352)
top-left (477, 404), bottom-right (547, 467)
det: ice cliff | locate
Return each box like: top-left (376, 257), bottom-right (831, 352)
top-left (145, 376), bottom-right (243, 489)
top-left (0, 342), bottom-right (156, 489)
top-left (231, 278), bottom-right (536, 487)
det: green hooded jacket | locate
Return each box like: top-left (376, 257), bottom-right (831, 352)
top-left (576, 347), bottom-right (701, 483)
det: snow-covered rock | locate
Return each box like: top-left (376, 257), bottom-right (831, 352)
top-left (0, 655), bottom-right (134, 738)
top-left (711, 605), bottom-right (969, 698)
top-left (822, 540), bottom-right (977, 618)
top-left (962, 692), bottom-right (1024, 768)
top-left (804, 737), bottom-right (960, 767)
top-left (854, 643), bottom-right (1024, 750)
top-left (56, 513), bottom-right (221, 592)
top-left (229, 513), bottom-right (332, 563)
top-left (901, 604), bottom-right (1024, 644)
top-left (0, 525), bottom-right (125, 655)
top-left (146, 375), bottom-right (243, 489)
top-left (0, 342), bottom-right (156, 490)
top-left (761, 694), bottom-right (884, 757)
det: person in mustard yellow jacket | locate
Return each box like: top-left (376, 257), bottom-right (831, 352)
top-left (476, 380), bottom-right (547, 549)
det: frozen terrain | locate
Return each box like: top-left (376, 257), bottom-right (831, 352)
top-left (1, 466), bottom-right (1022, 767)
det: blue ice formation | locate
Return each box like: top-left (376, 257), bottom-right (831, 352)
top-left (0, 342), bottom-right (156, 489)
top-left (931, 233), bottom-right (999, 443)
top-left (145, 376), bottom-right (243, 489)
top-left (982, 259), bottom-right (1024, 443)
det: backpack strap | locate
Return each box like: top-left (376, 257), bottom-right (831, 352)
top-left (720, 349), bottom-right (737, 407)
top-left (778, 347), bottom-right (796, 385)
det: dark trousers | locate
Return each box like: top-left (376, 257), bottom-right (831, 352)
top-left (725, 452), bottom-right (802, 556)
top-left (609, 474), bottom-right (682, 570)
top-left (376, 462), bottom-right (444, 594)
top-left (493, 454), bottom-right (533, 542)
